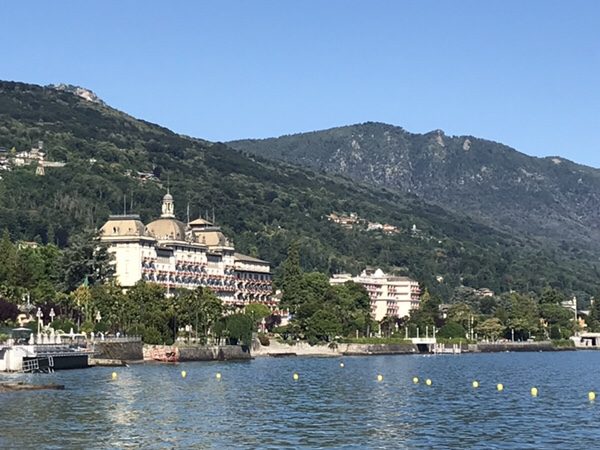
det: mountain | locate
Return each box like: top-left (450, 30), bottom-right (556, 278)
top-left (229, 122), bottom-right (600, 253)
top-left (0, 81), bottom-right (598, 300)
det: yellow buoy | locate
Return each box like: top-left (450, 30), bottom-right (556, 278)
top-left (181, 370), bottom-right (187, 378)
top-left (340, 362), bottom-right (345, 368)
top-left (472, 381), bottom-right (479, 388)
top-left (497, 383), bottom-right (504, 391)
top-left (111, 372), bottom-right (117, 380)
top-left (377, 374), bottom-right (384, 382)
top-left (412, 377), bottom-right (419, 384)
top-left (531, 387), bottom-right (538, 397)
top-left (293, 373), bottom-right (299, 381)
top-left (589, 391), bottom-right (596, 401)
top-left (216, 372), bottom-right (222, 380)
top-left (425, 379), bottom-right (432, 386)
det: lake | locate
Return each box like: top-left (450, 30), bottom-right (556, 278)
top-left (1, 351), bottom-right (599, 449)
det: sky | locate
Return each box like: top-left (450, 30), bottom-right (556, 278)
top-left (1, 1), bottom-right (599, 166)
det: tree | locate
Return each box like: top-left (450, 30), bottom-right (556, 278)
top-left (478, 296), bottom-right (498, 315)
top-left (125, 282), bottom-right (170, 344)
top-left (0, 298), bottom-right (19, 323)
top-left (437, 321), bottom-right (466, 339)
top-left (447, 303), bottom-right (473, 331)
top-left (539, 288), bottom-right (566, 305)
top-left (587, 297), bottom-right (600, 331)
top-left (539, 303), bottom-right (574, 338)
top-left (176, 287), bottom-right (223, 342)
top-left (60, 230), bottom-right (114, 292)
top-left (279, 241), bottom-right (304, 312)
top-left (380, 315), bottom-right (398, 338)
top-left (70, 285), bottom-right (92, 326)
top-left (506, 293), bottom-right (539, 340)
top-left (0, 229), bottom-right (17, 286)
top-left (307, 309), bottom-right (342, 343)
top-left (245, 303), bottom-right (271, 328)
top-left (221, 313), bottom-right (254, 346)
top-left (332, 281), bottom-right (372, 337)
top-left (408, 288), bottom-right (441, 330)
top-left (89, 283), bottom-right (127, 333)
top-left (476, 317), bottom-right (504, 341)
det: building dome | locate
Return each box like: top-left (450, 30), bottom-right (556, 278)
top-left (146, 218), bottom-right (187, 241)
top-left (100, 215), bottom-right (147, 237)
top-left (163, 193), bottom-right (173, 201)
top-left (193, 230), bottom-right (229, 247)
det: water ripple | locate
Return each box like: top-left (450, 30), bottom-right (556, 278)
top-left (2, 352), bottom-right (600, 449)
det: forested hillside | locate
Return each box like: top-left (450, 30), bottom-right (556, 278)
top-left (0, 81), bottom-right (599, 301)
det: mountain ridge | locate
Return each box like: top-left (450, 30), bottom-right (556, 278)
top-left (229, 122), bottom-right (600, 252)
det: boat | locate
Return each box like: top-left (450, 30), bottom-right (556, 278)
top-left (0, 328), bottom-right (91, 373)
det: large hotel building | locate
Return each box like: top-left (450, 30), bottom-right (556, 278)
top-left (99, 192), bottom-right (275, 310)
top-left (330, 268), bottom-right (420, 321)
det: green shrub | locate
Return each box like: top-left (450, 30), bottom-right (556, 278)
top-left (437, 322), bottom-right (466, 339)
top-left (80, 320), bottom-right (94, 334)
top-left (143, 326), bottom-right (167, 345)
top-left (552, 339), bottom-right (574, 348)
top-left (549, 325), bottom-right (561, 340)
top-left (94, 321), bottom-right (109, 333)
top-left (257, 333), bottom-right (270, 346)
top-left (51, 318), bottom-right (76, 333)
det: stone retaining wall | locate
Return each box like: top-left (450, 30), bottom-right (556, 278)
top-left (92, 341), bottom-right (144, 361)
top-left (179, 345), bottom-right (251, 361)
top-left (476, 342), bottom-right (561, 352)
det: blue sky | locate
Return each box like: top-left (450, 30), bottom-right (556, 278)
top-left (2, 1), bottom-right (599, 166)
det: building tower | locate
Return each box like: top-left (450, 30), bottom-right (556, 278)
top-left (161, 191), bottom-right (175, 218)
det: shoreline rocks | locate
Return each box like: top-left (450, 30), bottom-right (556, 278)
top-left (0, 382), bottom-right (65, 393)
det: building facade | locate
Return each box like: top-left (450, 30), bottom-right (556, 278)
top-left (330, 268), bottom-right (420, 321)
top-left (99, 193), bottom-right (275, 310)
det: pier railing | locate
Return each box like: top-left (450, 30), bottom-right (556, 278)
top-left (88, 336), bottom-right (142, 343)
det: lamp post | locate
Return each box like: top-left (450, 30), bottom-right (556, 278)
top-left (572, 296), bottom-right (578, 331)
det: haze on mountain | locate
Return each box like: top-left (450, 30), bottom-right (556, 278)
top-left (229, 122), bottom-right (600, 254)
top-left (1, 80), bottom-right (599, 304)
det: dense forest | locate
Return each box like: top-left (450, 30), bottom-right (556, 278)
top-left (0, 81), bottom-right (599, 304)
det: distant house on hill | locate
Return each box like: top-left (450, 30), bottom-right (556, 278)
top-left (475, 288), bottom-right (494, 297)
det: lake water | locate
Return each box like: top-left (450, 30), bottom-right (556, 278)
top-left (1, 351), bottom-right (600, 449)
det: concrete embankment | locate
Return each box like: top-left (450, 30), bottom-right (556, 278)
top-left (92, 340), bottom-right (144, 361)
top-left (143, 344), bottom-right (251, 361)
top-left (251, 341), bottom-right (418, 357)
top-left (342, 343), bottom-right (418, 355)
